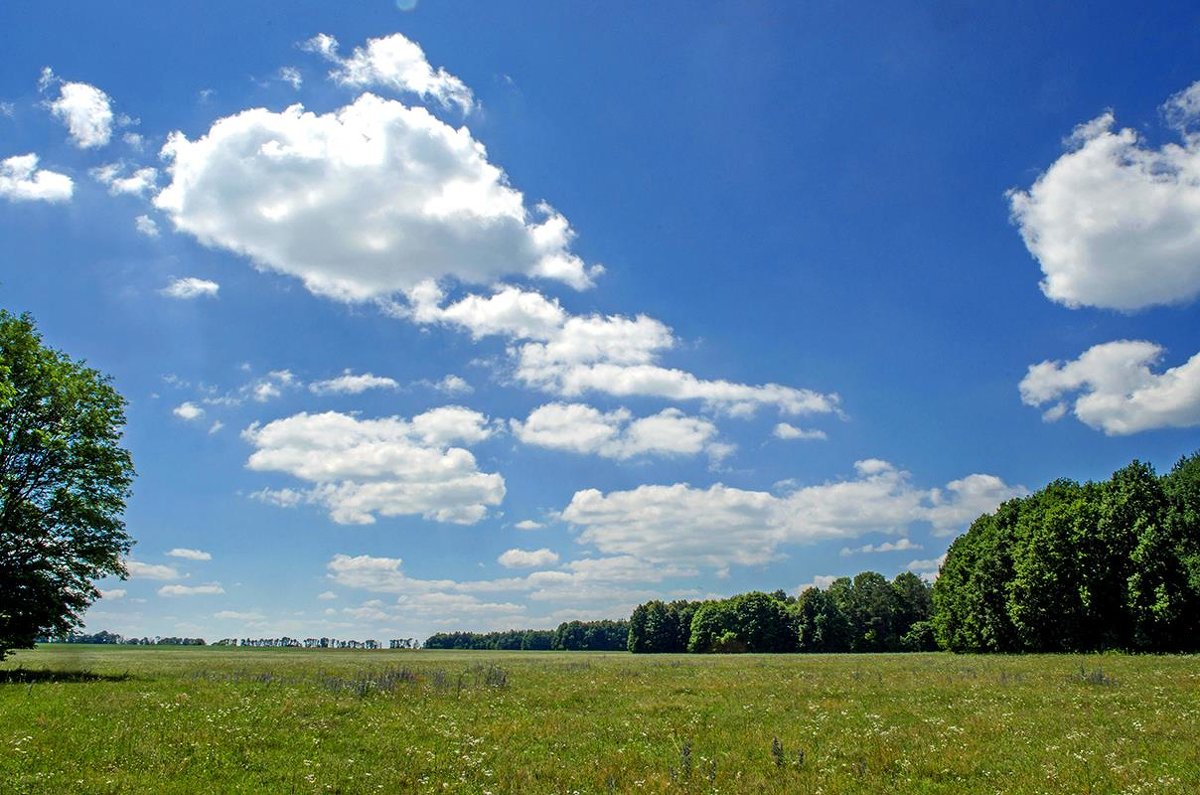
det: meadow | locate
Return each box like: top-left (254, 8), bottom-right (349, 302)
top-left (1, 646), bottom-right (1197, 794)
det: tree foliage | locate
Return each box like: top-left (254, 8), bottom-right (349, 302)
top-left (552, 619), bottom-right (629, 651)
top-left (0, 311), bottom-right (135, 660)
top-left (933, 456), bottom-right (1200, 653)
top-left (423, 629), bottom-right (556, 650)
top-left (627, 599), bottom-right (697, 653)
top-left (628, 576), bottom-right (934, 655)
top-left (687, 592), bottom-right (796, 653)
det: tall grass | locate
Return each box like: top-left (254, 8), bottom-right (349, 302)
top-left (2, 646), bottom-right (1198, 793)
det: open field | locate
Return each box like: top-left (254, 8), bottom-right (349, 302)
top-left (2, 647), bottom-right (1198, 794)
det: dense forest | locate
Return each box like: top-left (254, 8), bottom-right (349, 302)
top-left (933, 455), bottom-right (1200, 653)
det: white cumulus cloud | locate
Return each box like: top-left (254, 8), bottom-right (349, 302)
top-left (840, 538), bottom-right (921, 556)
top-left (173, 401), bottom-right (205, 421)
top-left (304, 32), bottom-right (474, 113)
top-left (46, 75), bottom-right (114, 148)
top-left (91, 162), bottom-right (157, 195)
top-left (561, 460), bottom-right (1024, 569)
top-left (135, 215), bottom-right (159, 237)
top-left (325, 552), bottom-right (685, 621)
top-left (0, 153), bottom-right (73, 202)
top-left (154, 93), bottom-right (596, 300)
top-left (409, 283), bottom-right (838, 417)
top-left (279, 66), bottom-right (302, 90)
top-left (512, 402), bottom-right (723, 459)
top-left (125, 561), bottom-right (181, 580)
top-left (1009, 86), bottom-right (1200, 311)
top-left (162, 277), bottom-right (219, 299)
top-left (498, 548), bottom-right (560, 569)
top-left (434, 374), bottom-right (472, 395)
top-left (773, 422), bottom-right (827, 441)
top-left (309, 370), bottom-right (399, 395)
top-left (243, 408), bottom-right (504, 525)
top-left (166, 548), bottom-right (212, 561)
top-left (159, 584), bottom-right (225, 597)
top-left (1019, 339), bottom-right (1200, 435)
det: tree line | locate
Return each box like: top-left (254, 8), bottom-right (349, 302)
top-left (38, 631), bottom-right (206, 646)
top-left (627, 573), bottom-right (935, 654)
top-left (42, 455), bottom-right (1200, 657)
top-left (424, 620), bottom-right (630, 651)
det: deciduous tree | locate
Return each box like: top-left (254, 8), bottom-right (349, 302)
top-left (0, 311), bottom-right (135, 659)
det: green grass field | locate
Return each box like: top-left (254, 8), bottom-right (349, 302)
top-left (1, 646), bottom-right (1197, 794)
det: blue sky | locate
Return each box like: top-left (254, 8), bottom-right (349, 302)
top-left (3, 2), bottom-right (1199, 642)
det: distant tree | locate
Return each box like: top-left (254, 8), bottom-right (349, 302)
top-left (664, 600), bottom-right (701, 651)
top-left (889, 570), bottom-right (936, 651)
top-left (687, 593), bottom-right (794, 653)
top-left (731, 592), bottom-right (796, 653)
top-left (0, 311), bottom-right (135, 660)
top-left (687, 600), bottom-right (735, 653)
top-left (628, 600), bottom-right (697, 653)
top-left (890, 571), bottom-right (933, 637)
top-left (827, 572), bottom-right (899, 652)
top-left (423, 628), bottom-right (555, 650)
top-left (553, 620), bottom-right (628, 651)
top-left (794, 587), bottom-right (851, 653)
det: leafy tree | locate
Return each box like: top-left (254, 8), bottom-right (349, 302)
top-left (628, 599), bottom-right (698, 653)
top-left (890, 571), bottom-right (934, 650)
top-left (687, 593), bottom-right (794, 653)
top-left (935, 455), bottom-right (1200, 654)
top-left (0, 311), bottom-right (135, 660)
top-left (899, 620), bottom-right (938, 651)
top-left (891, 572), bottom-right (931, 629)
top-left (730, 592), bottom-right (796, 652)
top-left (1129, 454), bottom-right (1200, 651)
top-left (553, 619), bottom-right (628, 650)
top-left (793, 586), bottom-right (851, 652)
top-left (828, 572), bottom-right (898, 652)
top-left (686, 600), bottom-right (733, 653)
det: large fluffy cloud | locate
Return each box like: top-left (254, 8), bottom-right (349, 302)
top-left (561, 460), bottom-right (1025, 568)
top-left (512, 402), bottom-right (724, 459)
top-left (409, 282), bottom-right (839, 417)
top-left (0, 154), bottom-right (72, 202)
top-left (154, 93), bottom-right (596, 299)
top-left (1009, 86), bottom-right (1200, 311)
top-left (1020, 340), bottom-right (1200, 435)
top-left (305, 32), bottom-right (474, 114)
top-left (243, 408), bottom-right (504, 524)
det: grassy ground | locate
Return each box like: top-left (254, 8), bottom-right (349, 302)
top-left (1, 646), bottom-right (1198, 794)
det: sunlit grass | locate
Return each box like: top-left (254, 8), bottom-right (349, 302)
top-left (2, 646), bottom-right (1198, 793)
